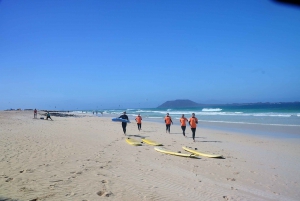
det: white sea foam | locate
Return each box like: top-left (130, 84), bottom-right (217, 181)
top-left (136, 110), bottom-right (161, 113)
top-left (202, 108), bottom-right (222, 112)
top-left (198, 120), bottom-right (300, 127)
top-left (147, 117), bottom-right (163, 119)
top-left (104, 108), bottom-right (297, 119)
top-left (253, 114), bottom-right (291, 117)
top-left (269, 114), bottom-right (291, 117)
top-left (195, 112), bottom-right (292, 118)
top-left (166, 111), bottom-right (193, 115)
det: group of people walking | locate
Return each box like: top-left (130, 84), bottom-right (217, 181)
top-left (118, 112), bottom-right (198, 142)
top-left (165, 113), bottom-right (198, 142)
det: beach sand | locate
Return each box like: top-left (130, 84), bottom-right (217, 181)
top-left (0, 111), bottom-right (299, 201)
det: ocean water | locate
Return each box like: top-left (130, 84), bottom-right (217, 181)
top-left (98, 103), bottom-right (300, 127)
top-left (78, 103), bottom-right (300, 138)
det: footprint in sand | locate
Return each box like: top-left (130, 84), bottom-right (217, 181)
top-left (26, 169), bottom-right (34, 173)
top-left (97, 191), bottom-right (113, 197)
top-left (19, 187), bottom-right (34, 192)
top-left (5, 178), bottom-right (13, 182)
top-left (50, 178), bottom-right (65, 183)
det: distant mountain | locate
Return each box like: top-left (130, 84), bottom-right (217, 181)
top-left (157, 99), bottom-right (201, 108)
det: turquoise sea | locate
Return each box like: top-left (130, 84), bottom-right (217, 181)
top-left (98, 103), bottom-right (300, 126)
top-left (80, 102), bottom-right (300, 137)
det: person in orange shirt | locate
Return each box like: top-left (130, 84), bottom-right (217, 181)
top-left (189, 113), bottom-right (198, 142)
top-left (135, 114), bottom-right (142, 131)
top-left (179, 114), bottom-right (188, 137)
top-left (164, 113), bottom-right (173, 133)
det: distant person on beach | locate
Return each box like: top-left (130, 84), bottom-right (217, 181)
top-left (189, 113), bottom-right (198, 142)
top-left (180, 114), bottom-right (188, 137)
top-left (164, 113), bottom-right (173, 133)
top-left (34, 109), bottom-right (37, 119)
top-left (135, 114), bottom-right (142, 131)
top-left (119, 111), bottom-right (129, 135)
top-left (46, 111), bottom-right (53, 121)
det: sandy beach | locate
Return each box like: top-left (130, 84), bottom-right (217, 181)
top-left (0, 111), bottom-right (300, 201)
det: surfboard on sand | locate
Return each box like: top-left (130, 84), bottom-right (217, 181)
top-left (112, 118), bottom-right (130, 123)
top-left (182, 146), bottom-right (223, 158)
top-left (141, 138), bottom-right (163, 146)
top-left (126, 138), bottom-right (142, 146)
top-left (154, 147), bottom-right (198, 158)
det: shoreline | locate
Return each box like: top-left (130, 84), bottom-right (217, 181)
top-left (1, 111), bottom-right (300, 200)
top-left (99, 113), bottom-right (300, 139)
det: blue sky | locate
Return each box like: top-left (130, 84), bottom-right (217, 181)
top-left (0, 0), bottom-right (300, 110)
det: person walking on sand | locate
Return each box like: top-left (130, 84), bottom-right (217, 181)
top-left (46, 111), bottom-right (53, 121)
top-left (164, 113), bottom-right (173, 133)
top-left (135, 114), bottom-right (142, 131)
top-left (189, 113), bottom-right (198, 142)
top-left (119, 111), bottom-right (129, 135)
top-left (180, 114), bottom-right (188, 137)
top-left (34, 109), bottom-right (37, 119)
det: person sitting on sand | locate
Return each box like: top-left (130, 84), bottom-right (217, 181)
top-left (46, 111), bottom-right (53, 121)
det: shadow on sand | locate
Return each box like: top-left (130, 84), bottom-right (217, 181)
top-left (0, 196), bottom-right (20, 201)
top-left (127, 134), bottom-right (149, 138)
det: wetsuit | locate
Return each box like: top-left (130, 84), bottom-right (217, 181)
top-left (189, 117), bottom-right (198, 141)
top-left (46, 112), bottom-right (52, 120)
top-left (165, 116), bottom-right (173, 133)
top-left (135, 116), bottom-right (142, 131)
top-left (180, 117), bottom-right (188, 136)
top-left (119, 114), bottom-right (129, 134)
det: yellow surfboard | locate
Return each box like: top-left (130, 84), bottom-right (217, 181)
top-left (141, 138), bottom-right (163, 146)
top-left (126, 138), bottom-right (142, 146)
top-left (154, 147), bottom-right (198, 158)
top-left (182, 146), bottom-right (223, 158)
